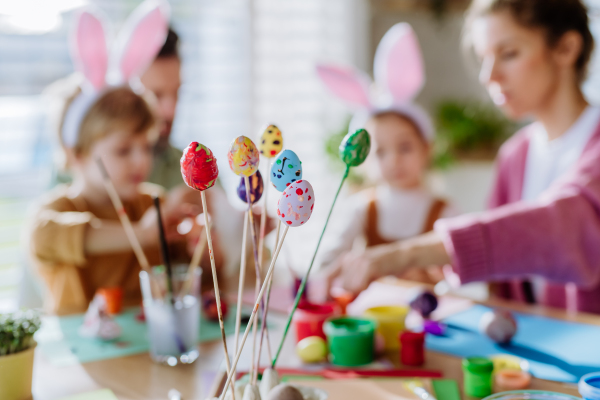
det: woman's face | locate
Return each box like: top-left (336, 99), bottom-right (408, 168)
top-left (473, 11), bottom-right (561, 119)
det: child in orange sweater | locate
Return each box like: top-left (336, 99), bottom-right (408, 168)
top-left (29, 3), bottom-right (215, 315)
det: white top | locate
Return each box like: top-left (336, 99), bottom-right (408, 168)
top-left (522, 105), bottom-right (600, 201)
top-left (319, 184), bottom-right (459, 268)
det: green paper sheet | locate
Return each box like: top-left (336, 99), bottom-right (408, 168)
top-left (432, 379), bottom-right (461, 400)
top-left (58, 389), bottom-right (118, 400)
top-left (37, 306), bottom-right (241, 367)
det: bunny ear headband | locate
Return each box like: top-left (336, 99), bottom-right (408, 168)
top-left (61, 0), bottom-right (170, 148)
top-left (316, 23), bottom-right (434, 142)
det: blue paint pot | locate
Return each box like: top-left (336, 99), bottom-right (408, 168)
top-left (580, 372), bottom-right (600, 400)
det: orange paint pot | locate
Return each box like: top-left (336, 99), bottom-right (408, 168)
top-left (97, 287), bottom-right (123, 315)
top-left (495, 369), bottom-right (532, 391)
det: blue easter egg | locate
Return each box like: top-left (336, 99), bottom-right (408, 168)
top-left (270, 149), bottom-right (302, 192)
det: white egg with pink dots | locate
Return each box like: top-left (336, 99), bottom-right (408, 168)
top-left (277, 180), bottom-right (315, 227)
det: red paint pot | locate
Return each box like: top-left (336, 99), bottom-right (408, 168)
top-left (400, 331), bottom-right (426, 366)
top-left (293, 301), bottom-right (337, 342)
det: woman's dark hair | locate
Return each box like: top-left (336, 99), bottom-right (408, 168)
top-left (465, 0), bottom-right (595, 82)
top-left (157, 27), bottom-right (180, 59)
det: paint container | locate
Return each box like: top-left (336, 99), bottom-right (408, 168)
top-left (495, 369), bottom-right (532, 391)
top-left (579, 372), bottom-right (600, 400)
top-left (292, 302), bottom-right (337, 342)
top-left (97, 287), bottom-right (123, 315)
top-left (463, 356), bottom-right (494, 398)
top-left (400, 331), bottom-right (425, 366)
top-left (323, 316), bottom-right (376, 367)
top-left (364, 306), bottom-right (408, 351)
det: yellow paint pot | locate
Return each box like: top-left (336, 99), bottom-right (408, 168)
top-left (364, 306), bottom-right (409, 351)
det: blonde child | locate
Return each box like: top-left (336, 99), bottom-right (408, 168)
top-left (317, 23), bottom-right (458, 283)
top-left (29, 3), bottom-right (215, 315)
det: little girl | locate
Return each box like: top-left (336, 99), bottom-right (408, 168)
top-left (317, 23), bottom-right (458, 283)
top-left (29, 3), bottom-right (211, 315)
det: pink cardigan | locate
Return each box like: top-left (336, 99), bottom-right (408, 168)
top-left (435, 120), bottom-right (600, 314)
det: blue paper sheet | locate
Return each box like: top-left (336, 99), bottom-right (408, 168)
top-left (37, 306), bottom-right (242, 366)
top-left (426, 305), bottom-right (600, 383)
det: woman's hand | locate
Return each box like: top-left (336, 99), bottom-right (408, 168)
top-left (323, 231), bottom-right (451, 296)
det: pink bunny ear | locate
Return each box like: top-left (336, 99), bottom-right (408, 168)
top-left (109, 0), bottom-right (170, 84)
top-left (316, 64), bottom-right (372, 109)
top-left (373, 23), bottom-right (424, 104)
top-left (70, 10), bottom-right (109, 91)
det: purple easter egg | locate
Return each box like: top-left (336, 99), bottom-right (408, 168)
top-left (236, 170), bottom-right (264, 204)
top-left (409, 290), bottom-right (438, 318)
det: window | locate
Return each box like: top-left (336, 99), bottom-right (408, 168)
top-left (0, 0), bottom-right (367, 310)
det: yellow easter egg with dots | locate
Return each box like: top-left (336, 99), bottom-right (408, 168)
top-left (296, 336), bottom-right (327, 363)
top-left (259, 124), bottom-right (283, 158)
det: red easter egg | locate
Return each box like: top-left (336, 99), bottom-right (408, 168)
top-left (180, 142), bottom-right (219, 191)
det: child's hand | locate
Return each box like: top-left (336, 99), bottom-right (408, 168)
top-left (323, 231), bottom-right (451, 296)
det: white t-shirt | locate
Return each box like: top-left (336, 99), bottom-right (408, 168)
top-left (522, 105), bottom-right (600, 201)
top-left (319, 185), bottom-right (458, 268)
top-left (521, 105), bottom-right (600, 301)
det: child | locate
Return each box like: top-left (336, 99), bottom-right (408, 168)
top-left (317, 23), bottom-right (458, 283)
top-left (327, 0), bottom-right (600, 314)
top-left (29, 3), bottom-right (208, 315)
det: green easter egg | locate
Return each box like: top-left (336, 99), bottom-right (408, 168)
top-left (339, 128), bottom-right (371, 167)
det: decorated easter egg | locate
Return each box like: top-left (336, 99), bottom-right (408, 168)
top-left (277, 180), bottom-right (315, 227)
top-left (180, 142), bottom-right (219, 191)
top-left (271, 150), bottom-right (302, 192)
top-left (228, 136), bottom-right (260, 177)
top-left (237, 170), bottom-right (264, 204)
top-left (339, 128), bottom-right (371, 167)
top-left (259, 124), bottom-right (283, 158)
top-left (296, 336), bottom-right (327, 363)
top-left (409, 289), bottom-right (438, 318)
top-left (479, 309), bottom-right (517, 344)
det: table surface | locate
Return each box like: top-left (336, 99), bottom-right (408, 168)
top-left (33, 280), bottom-right (590, 400)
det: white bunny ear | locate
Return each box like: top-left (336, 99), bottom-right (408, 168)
top-left (109, 0), bottom-right (170, 85)
top-left (373, 23), bottom-right (425, 104)
top-left (316, 64), bottom-right (372, 109)
top-left (70, 9), bottom-right (109, 91)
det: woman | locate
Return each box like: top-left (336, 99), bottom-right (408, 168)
top-left (326, 0), bottom-right (600, 313)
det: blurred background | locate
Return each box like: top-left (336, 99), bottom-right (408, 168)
top-left (2, 0), bottom-right (600, 311)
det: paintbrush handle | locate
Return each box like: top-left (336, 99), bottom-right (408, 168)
top-left (218, 226), bottom-right (289, 400)
top-left (96, 159), bottom-right (150, 271)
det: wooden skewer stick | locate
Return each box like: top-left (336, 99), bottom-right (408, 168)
top-left (178, 225), bottom-right (207, 300)
top-left (218, 226), bottom-right (289, 400)
top-left (232, 210), bottom-right (249, 391)
top-left (244, 175), bottom-right (263, 385)
top-left (255, 220), bottom-right (280, 374)
top-left (200, 191), bottom-right (235, 400)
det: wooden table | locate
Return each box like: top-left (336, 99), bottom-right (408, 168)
top-left (32, 280), bottom-right (587, 399)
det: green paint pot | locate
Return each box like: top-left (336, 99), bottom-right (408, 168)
top-left (339, 128), bottom-right (371, 167)
top-left (463, 356), bottom-right (494, 398)
top-left (323, 316), bottom-right (376, 366)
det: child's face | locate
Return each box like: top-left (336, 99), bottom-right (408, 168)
top-left (366, 114), bottom-right (429, 189)
top-left (78, 130), bottom-right (154, 200)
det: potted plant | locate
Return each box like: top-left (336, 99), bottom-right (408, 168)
top-left (0, 309), bottom-right (41, 400)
